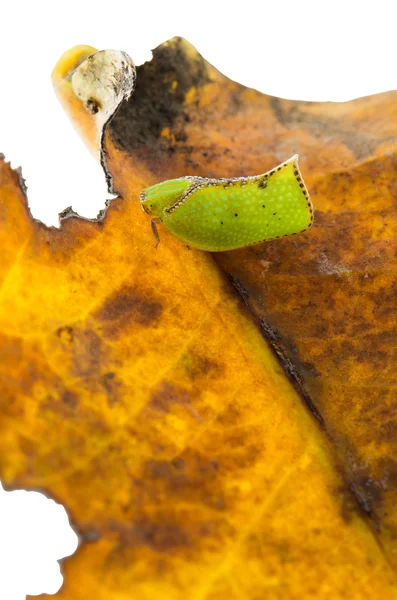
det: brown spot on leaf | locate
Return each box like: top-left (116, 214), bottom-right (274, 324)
top-left (62, 389), bottom-right (78, 408)
top-left (96, 285), bottom-right (163, 333)
top-left (40, 387), bottom-right (80, 417)
top-left (149, 382), bottom-right (192, 413)
top-left (56, 326), bottom-right (74, 343)
top-left (124, 515), bottom-right (192, 552)
top-left (141, 451), bottom-right (225, 512)
top-left (181, 352), bottom-right (222, 379)
top-left (102, 372), bottom-right (124, 407)
top-left (85, 98), bottom-right (100, 114)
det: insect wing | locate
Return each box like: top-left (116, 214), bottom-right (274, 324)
top-left (162, 158), bottom-right (313, 251)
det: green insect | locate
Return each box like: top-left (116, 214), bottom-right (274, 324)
top-left (140, 155), bottom-right (313, 252)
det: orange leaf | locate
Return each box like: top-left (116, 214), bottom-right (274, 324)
top-left (0, 39), bottom-right (395, 599)
top-left (98, 38), bottom-right (397, 562)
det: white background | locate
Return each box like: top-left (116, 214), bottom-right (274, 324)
top-left (1, 0), bottom-right (396, 597)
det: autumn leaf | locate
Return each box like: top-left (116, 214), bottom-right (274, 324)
top-left (0, 39), bottom-right (395, 600)
top-left (81, 38), bottom-right (397, 561)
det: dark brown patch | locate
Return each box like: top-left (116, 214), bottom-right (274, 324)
top-left (96, 285), bottom-right (163, 332)
top-left (135, 516), bottom-right (191, 551)
top-left (171, 457), bottom-right (185, 470)
top-left (62, 389), bottom-right (78, 408)
top-left (85, 98), bottom-right (100, 114)
top-left (102, 372), bottom-right (124, 407)
top-left (40, 386), bottom-right (80, 417)
top-left (56, 326), bottom-right (74, 343)
top-left (148, 381), bottom-right (203, 423)
top-left (149, 382), bottom-right (191, 413)
top-left (141, 450), bottom-right (225, 511)
top-left (182, 353), bottom-right (222, 379)
top-left (215, 401), bottom-right (243, 428)
top-left (112, 455), bottom-right (228, 556)
top-left (109, 37), bottom-right (210, 163)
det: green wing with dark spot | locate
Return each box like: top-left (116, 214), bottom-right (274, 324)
top-left (161, 157), bottom-right (313, 252)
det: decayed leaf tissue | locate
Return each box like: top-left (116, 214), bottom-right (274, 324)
top-left (1, 37), bottom-right (397, 599)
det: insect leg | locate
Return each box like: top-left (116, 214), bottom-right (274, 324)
top-left (151, 218), bottom-right (162, 248)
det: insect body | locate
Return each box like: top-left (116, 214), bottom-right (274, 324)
top-left (140, 155), bottom-right (313, 252)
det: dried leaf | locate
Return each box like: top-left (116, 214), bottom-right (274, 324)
top-left (99, 38), bottom-right (397, 562)
top-left (0, 39), bottom-right (395, 599)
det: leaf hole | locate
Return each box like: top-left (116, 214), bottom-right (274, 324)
top-left (0, 482), bottom-right (79, 597)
